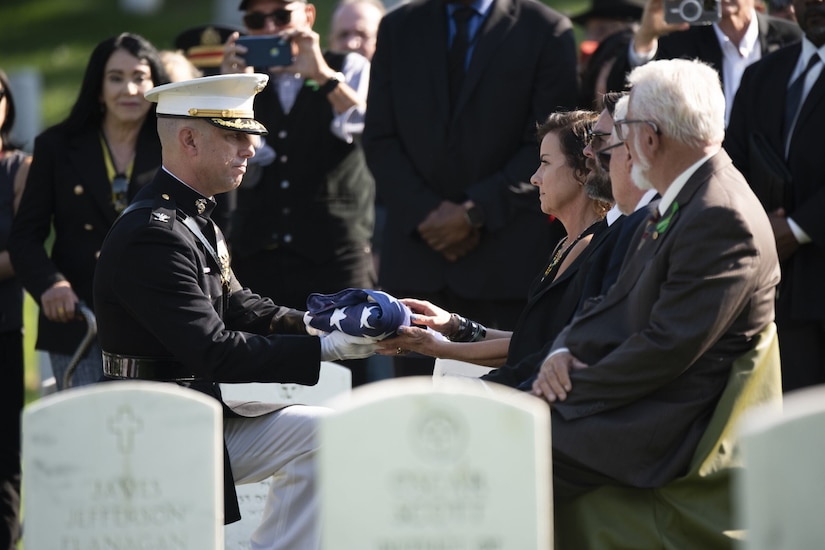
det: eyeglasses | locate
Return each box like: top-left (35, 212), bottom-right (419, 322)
top-left (112, 173), bottom-right (129, 213)
top-left (586, 128), bottom-right (612, 151)
top-left (595, 141), bottom-right (625, 171)
top-left (243, 8), bottom-right (295, 29)
top-left (0, 89), bottom-right (5, 101)
top-left (614, 119), bottom-right (661, 141)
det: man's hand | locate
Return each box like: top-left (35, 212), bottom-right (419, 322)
top-left (531, 350), bottom-right (589, 403)
top-left (634, 0), bottom-right (690, 55)
top-left (274, 27), bottom-right (330, 82)
top-left (769, 208), bottom-right (800, 262)
top-left (417, 201), bottom-right (474, 254)
top-left (221, 32), bottom-right (255, 74)
top-left (441, 230), bottom-right (480, 262)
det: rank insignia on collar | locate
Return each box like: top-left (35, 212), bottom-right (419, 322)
top-left (152, 211), bottom-right (171, 223)
top-left (195, 198), bottom-right (207, 215)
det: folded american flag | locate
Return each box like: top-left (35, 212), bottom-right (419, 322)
top-left (304, 288), bottom-right (411, 341)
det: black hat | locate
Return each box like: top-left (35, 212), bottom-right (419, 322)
top-left (571, 0), bottom-right (645, 25)
top-left (174, 25), bottom-right (243, 75)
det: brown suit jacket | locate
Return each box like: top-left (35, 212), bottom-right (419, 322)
top-left (548, 150), bottom-right (780, 494)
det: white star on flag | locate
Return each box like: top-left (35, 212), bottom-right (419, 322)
top-left (329, 307), bottom-right (348, 331)
top-left (360, 305), bottom-right (376, 330)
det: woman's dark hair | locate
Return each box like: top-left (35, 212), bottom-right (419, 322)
top-left (63, 32), bottom-right (169, 134)
top-left (536, 110), bottom-right (598, 184)
top-left (0, 68), bottom-right (21, 151)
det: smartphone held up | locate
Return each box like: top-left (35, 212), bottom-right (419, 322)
top-left (237, 35), bottom-right (292, 68)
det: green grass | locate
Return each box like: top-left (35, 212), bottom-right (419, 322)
top-left (2, 0), bottom-right (586, 406)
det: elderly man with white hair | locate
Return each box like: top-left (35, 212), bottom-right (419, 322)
top-left (532, 58), bottom-right (779, 503)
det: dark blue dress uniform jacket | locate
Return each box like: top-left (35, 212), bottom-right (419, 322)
top-left (93, 169), bottom-right (321, 523)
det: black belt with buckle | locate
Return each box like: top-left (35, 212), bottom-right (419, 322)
top-left (102, 351), bottom-right (200, 381)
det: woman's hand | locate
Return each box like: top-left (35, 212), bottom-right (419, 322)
top-left (399, 298), bottom-right (454, 335)
top-left (41, 281), bottom-right (79, 323)
top-left (376, 325), bottom-right (446, 357)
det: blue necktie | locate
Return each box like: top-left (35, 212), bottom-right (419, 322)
top-left (448, 7), bottom-right (474, 110)
top-left (783, 53), bottom-right (820, 154)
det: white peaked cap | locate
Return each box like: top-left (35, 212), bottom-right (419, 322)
top-left (144, 73), bottom-right (269, 135)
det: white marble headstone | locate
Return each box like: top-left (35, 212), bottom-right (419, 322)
top-left (319, 376), bottom-right (553, 549)
top-left (737, 385), bottom-right (825, 549)
top-left (22, 381), bottom-right (223, 550)
top-left (222, 361), bottom-right (352, 550)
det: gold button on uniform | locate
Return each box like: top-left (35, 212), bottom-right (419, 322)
top-left (74, 185), bottom-right (84, 195)
top-left (84, 224), bottom-right (94, 231)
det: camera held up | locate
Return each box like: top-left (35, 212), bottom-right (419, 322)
top-left (664, 0), bottom-right (721, 25)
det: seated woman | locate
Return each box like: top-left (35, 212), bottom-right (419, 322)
top-left (378, 110), bottom-right (612, 387)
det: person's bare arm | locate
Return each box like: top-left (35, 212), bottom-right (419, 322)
top-left (376, 325), bottom-right (510, 367)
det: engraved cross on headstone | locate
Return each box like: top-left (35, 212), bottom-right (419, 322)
top-left (108, 405), bottom-right (144, 454)
top-left (278, 384), bottom-right (298, 400)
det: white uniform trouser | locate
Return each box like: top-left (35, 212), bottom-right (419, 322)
top-left (224, 405), bottom-right (330, 550)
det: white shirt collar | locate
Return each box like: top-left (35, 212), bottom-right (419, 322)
top-left (794, 38), bottom-right (825, 81)
top-left (605, 204), bottom-right (623, 226)
top-left (634, 189), bottom-right (659, 212)
top-left (162, 166), bottom-right (214, 200)
top-left (657, 154), bottom-right (713, 216)
top-left (712, 10), bottom-right (760, 57)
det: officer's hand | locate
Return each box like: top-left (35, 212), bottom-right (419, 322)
top-left (319, 331), bottom-right (378, 361)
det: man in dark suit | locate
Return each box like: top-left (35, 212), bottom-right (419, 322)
top-left (614, 0), bottom-right (801, 124)
top-left (363, 0), bottom-right (578, 375)
top-left (94, 73), bottom-right (376, 550)
top-left (725, 0), bottom-right (825, 391)
top-left (219, 0), bottom-right (375, 314)
top-left (531, 59), bottom-right (779, 498)
top-left (220, 0), bottom-right (376, 386)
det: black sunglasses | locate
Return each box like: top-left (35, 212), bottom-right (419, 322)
top-left (596, 142), bottom-right (625, 171)
top-left (112, 173), bottom-right (129, 213)
top-left (243, 8), bottom-right (294, 29)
